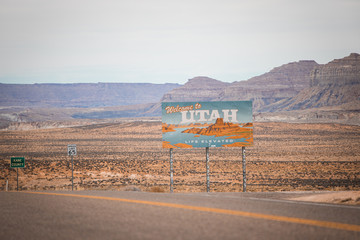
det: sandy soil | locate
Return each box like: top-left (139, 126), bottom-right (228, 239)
top-left (0, 121), bottom-right (359, 195)
top-left (289, 191), bottom-right (360, 205)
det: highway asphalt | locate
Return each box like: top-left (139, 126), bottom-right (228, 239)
top-left (1, 191), bottom-right (359, 240)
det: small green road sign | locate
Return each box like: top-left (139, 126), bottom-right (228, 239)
top-left (11, 157), bottom-right (25, 168)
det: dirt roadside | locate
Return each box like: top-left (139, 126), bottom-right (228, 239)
top-left (289, 191), bottom-right (360, 205)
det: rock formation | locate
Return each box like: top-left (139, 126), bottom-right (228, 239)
top-left (161, 76), bottom-right (229, 102)
top-left (160, 54), bottom-right (359, 125)
top-left (223, 60), bottom-right (319, 111)
top-left (162, 123), bottom-right (176, 133)
top-left (161, 61), bottom-right (319, 112)
top-left (310, 53), bottom-right (360, 87)
top-left (262, 53), bottom-right (360, 112)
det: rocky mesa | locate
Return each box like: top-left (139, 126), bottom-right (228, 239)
top-left (161, 53), bottom-right (359, 125)
top-left (222, 60), bottom-right (319, 111)
top-left (162, 60), bottom-right (319, 112)
top-left (162, 77), bottom-right (229, 102)
top-left (262, 53), bottom-right (360, 112)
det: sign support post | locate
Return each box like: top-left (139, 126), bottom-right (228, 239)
top-left (170, 148), bottom-right (174, 193)
top-left (67, 144), bottom-right (77, 191)
top-left (71, 155), bottom-right (74, 191)
top-left (17, 168), bottom-right (19, 191)
top-left (242, 147), bottom-right (246, 192)
top-left (206, 147), bottom-right (210, 193)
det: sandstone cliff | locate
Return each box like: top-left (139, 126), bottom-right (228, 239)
top-left (262, 53), bottom-right (360, 112)
top-left (222, 60), bottom-right (319, 111)
top-left (161, 61), bottom-right (319, 112)
top-left (161, 76), bottom-right (229, 102)
top-left (310, 53), bottom-right (360, 87)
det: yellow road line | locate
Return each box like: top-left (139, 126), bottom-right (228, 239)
top-left (24, 191), bottom-right (360, 232)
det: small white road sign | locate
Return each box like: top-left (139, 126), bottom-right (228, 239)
top-left (68, 144), bottom-right (77, 156)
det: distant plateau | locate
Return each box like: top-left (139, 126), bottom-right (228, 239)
top-left (1, 53), bottom-right (359, 129)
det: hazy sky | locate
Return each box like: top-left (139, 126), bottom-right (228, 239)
top-left (0, 0), bottom-right (359, 84)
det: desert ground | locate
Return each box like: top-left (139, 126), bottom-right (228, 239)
top-left (1, 121), bottom-right (359, 197)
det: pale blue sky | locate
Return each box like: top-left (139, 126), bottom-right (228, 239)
top-left (0, 0), bottom-right (359, 84)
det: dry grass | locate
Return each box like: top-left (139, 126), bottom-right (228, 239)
top-left (149, 186), bottom-right (166, 193)
top-left (0, 121), bottom-right (359, 192)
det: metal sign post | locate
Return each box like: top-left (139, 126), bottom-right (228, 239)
top-left (242, 147), bottom-right (246, 192)
top-left (67, 145), bottom-right (77, 191)
top-left (71, 155), bottom-right (74, 191)
top-left (206, 147), bottom-right (210, 193)
top-left (170, 148), bottom-right (174, 193)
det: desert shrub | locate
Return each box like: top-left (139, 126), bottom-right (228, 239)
top-left (150, 186), bottom-right (165, 193)
top-left (123, 185), bottom-right (141, 191)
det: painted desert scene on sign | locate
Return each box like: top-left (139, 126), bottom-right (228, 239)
top-left (162, 118), bottom-right (253, 148)
top-left (161, 101), bottom-right (253, 148)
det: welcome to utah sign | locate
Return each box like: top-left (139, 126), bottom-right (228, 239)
top-left (162, 101), bottom-right (253, 148)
